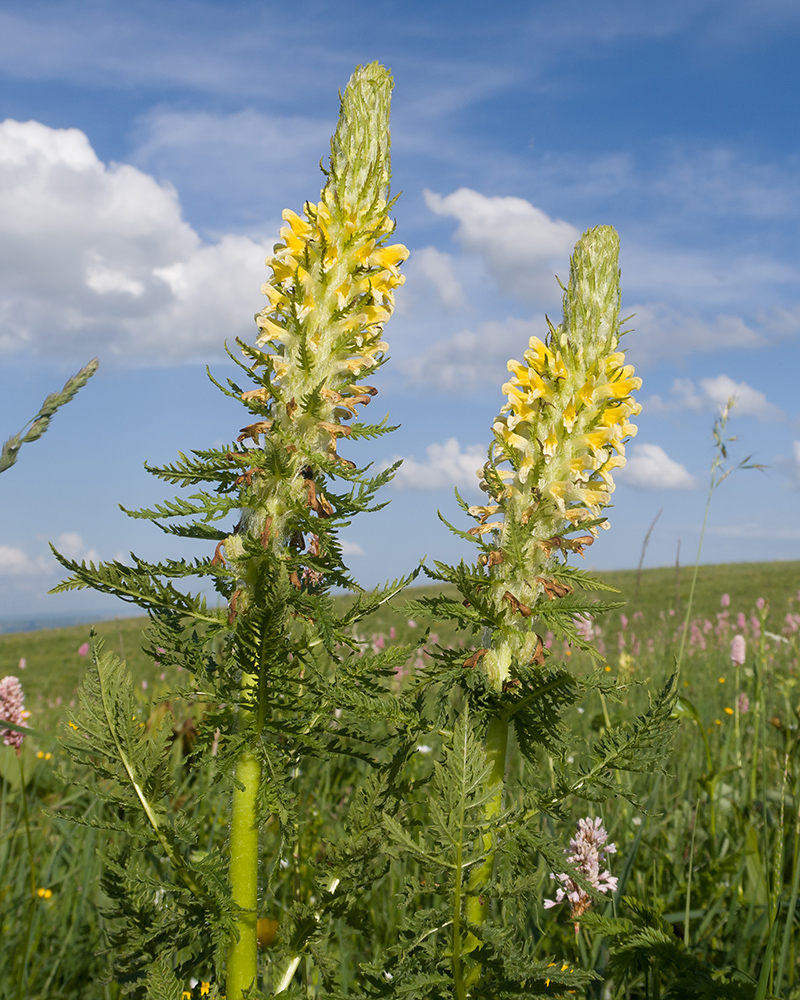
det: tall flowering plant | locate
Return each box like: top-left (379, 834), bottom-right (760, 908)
top-left (53, 63), bottom-right (417, 1000)
top-left (392, 226), bottom-right (677, 998)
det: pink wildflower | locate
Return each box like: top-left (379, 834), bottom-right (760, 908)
top-left (78, 642), bottom-right (90, 656)
top-left (721, 593), bottom-right (730, 608)
top-left (737, 692), bottom-right (750, 714)
top-left (543, 817), bottom-right (618, 921)
top-left (574, 615), bottom-right (594, 642)
top-left (756, 597), bottom-right (766, 611)
top-left (0, 676), bottom-right (30, 750)
top-left (18, 657), bottom-right (26, 670)
top-left (389, 626), bottom-right (396, 640)
top-left (730, 635), bottom-right (746, 667)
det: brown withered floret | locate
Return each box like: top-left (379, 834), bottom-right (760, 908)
top-left (234, 468), bottom-right (258, 487)
top-left (534, 577), bottom-right (573, 600)
top-left (464, 648), bottom-right (488, 669)
top-left (228, 588), bottom-right (242, 623)
top-left (237, 421), bottom-right (271, 445)
top-left (503, 592), bottom-right (532, 617)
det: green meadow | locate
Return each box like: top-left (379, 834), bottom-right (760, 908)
top-left (2, 559), bottom-right (800, 998)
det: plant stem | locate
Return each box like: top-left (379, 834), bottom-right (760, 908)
top-left (227, 748), bottom-right (261, 999)
top-left (16, 752), bottom-right (37, 1000)
top-left (461, 713), bottom-right (509, 990)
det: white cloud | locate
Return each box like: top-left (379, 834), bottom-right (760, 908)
top-left (699, 374), bottom-right (782, 419)
top-left (617, 443), bottom-right (696, 490)
top-left (402, 316), bottom-right (537, 393)
top-left (626, 302), bottom-right (765, 367)
top-left (407, 247), bottom-right (465, 309)
top-left (0, 545), bottom-right (51, 577)
top-left (54, 532), bottom-right (100, 565)
top-left (340, 539), bottom-right (365, 557)
top-left (424, 188), bottom-right (579, 301)
top-left (711, 521), bottom-right (800, 540)
top-left (777, 441), bottom-right (800, 489)
top-left (0, 118), bottom-right (271, 363)
top-left (644, 375), bottom-right (782, 420)
top-left (0, 530), bottom-right (103, 578)
top-left (386, 439), bottom-right (486, 492)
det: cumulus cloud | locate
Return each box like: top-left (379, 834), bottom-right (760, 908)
top-left (776, 441), bottom-right (800, 489)
top-left (340, 539), bottom-right (365, 557)
top-left (406, 246), bottom-right (465, 309)
top-left (644, 374), bottom-right (782, 420)
top-left (711, 522), bottom-right (800, 541)
top-left (385, 439), bottom-right (486, 492)
top-left (402, 316), bottom-right (537, 393)
top-left (626, 302), bottom-right (765, 367)
top-left (0, 531), bottom-right (101, 578)
top-left (0, 545), bottom-right (51, 577)
top-left (617, 443), bottom-right (696, 490)
top-left (54, 531), bottom-right (100, 565)
top-left (0, 118), bottom-right (271, 363)
top-left (424, 188), bottom-right (578, 301)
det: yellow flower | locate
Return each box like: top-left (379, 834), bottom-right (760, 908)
top-left (724, 707), bottom-right (734, 715)
top-left (200, 984), bottom-right (210, 997)
top-left (36, 887), bottom-right (53, 899)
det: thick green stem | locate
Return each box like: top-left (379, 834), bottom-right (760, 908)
top-left (460, 713), bottom-right (509, 991)
top-left (227, 748), bottom-right (261, 999)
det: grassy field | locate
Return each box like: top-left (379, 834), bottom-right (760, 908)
top-left (2, 558), bottom-right (800, 998)
top-left (2, 560), bottom-right (798, 727)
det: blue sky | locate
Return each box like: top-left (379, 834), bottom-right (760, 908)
top-left (1, 0), bottom-right (799, 621)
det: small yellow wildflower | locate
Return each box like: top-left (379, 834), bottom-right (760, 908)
top-left (200, 984), bottom-right (210, 997)
top-left (715, 719), bottom-right (722, 726)
top-left (182, 993), bottom-right (191, 999)
top-left (36, 750), bottom-right (52, 760)
top-left (604, 665), bottom-right (612, 672)
top-left (36, 887), bottom-right (52, 899)
top-left (719, 676), bottom-right (726, 684)
top-left (724, 707), bottom-right (734, 715)
top-left (68, 721), bottom-right (78, 730)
